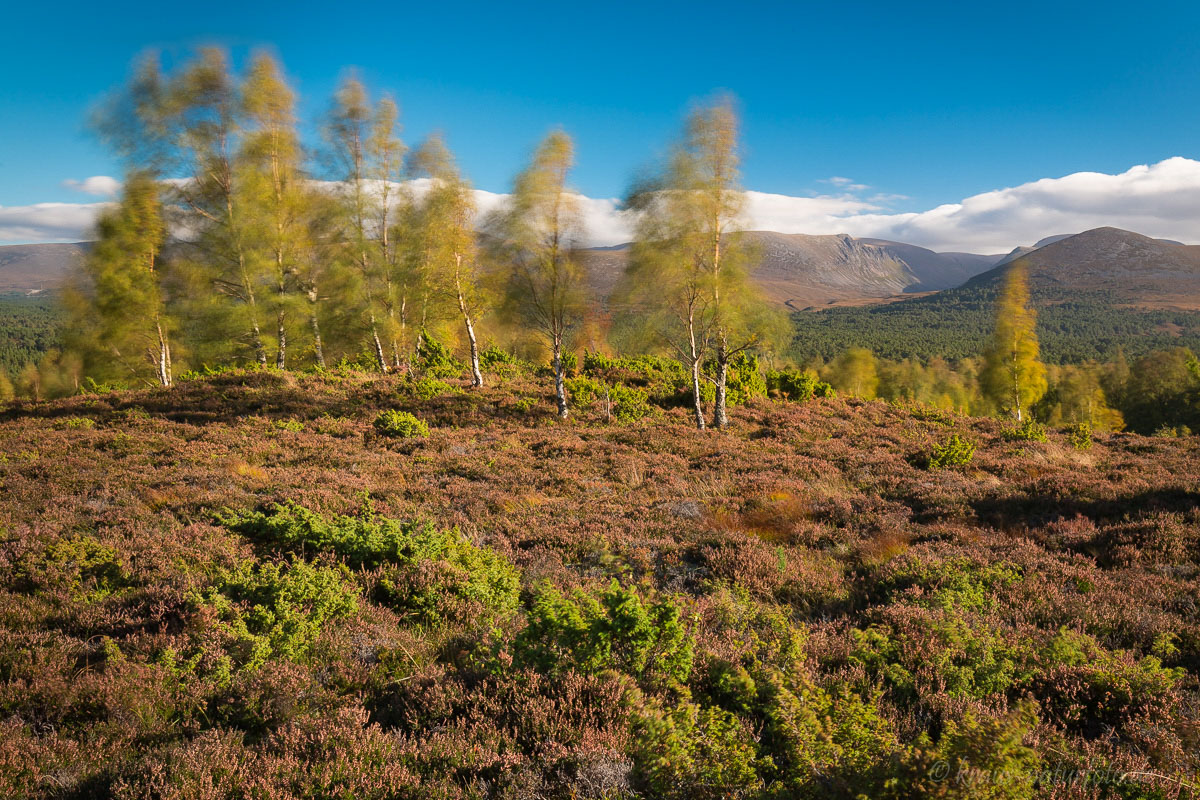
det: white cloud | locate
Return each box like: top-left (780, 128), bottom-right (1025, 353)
top-left (823, 176), bottom-right (871, 192)
top-left (0, 202), bottom-right (111, 244)
top-left (9, 158), bottom-right (1200, 252)
top-left (739, 157), bottom-right (1200, 252)
top-left (62, 175), bottom-right (121, 198)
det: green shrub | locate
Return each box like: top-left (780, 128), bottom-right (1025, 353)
top-left (767, 369), bottom-right (817, 401)
top-left (22, 535), bottom-right (129, 602)
top-left (583, 352), bottom-right (688, 400)
top-left (514, 397), bottom-right (536, 414)
top-left (632, 701), bottom-right (764, 800)
top-left (334, 350), bottom-right (383, 373)
top-left (1066, 421), bottom-right (1093, 450)
top-left (373, 409), bottom-right (429, 439)
top-left (401, 376), bottom-right (456, 400)
top-left (724, 352), bottom-right (767, 406)
top-left (892, 704), bottom-right (1041, 800)
top-left (189, 558), bottom-right (359, 675)
top-left (851, 616), bottom-right (1025, 701)
top-left (81, 377), bottom-right (129, 394)
top-left (928, 433), bottom-right (975, 469)
top-left (479, 345), bottom-right (516, 369)
top-left (564, 375), bottom-right (603, 408)
top-left (767, 369), bottom-right (837, 401)
top-left (1152, 423), bottom-right (1193, 438)
top-left (582, 350), bottom-right (614, 374)
top-left (1003, 418), bottom-right (1047, 442)
top-left (57, 416), bottom-right (95, 430)
top-left (610, 384), bottom-right (652, 422)
top-left (878, 557), bottom-right (1023, 612)
top-left (177, 364), bottom-right (246, 382)
top-left (221, 502), bottom-right (520, 622)
top-left (272, 418), bottom-right (304, 433)
top-left (559, 350), bottom-right (578, 376)
top-left (513, 581), bottom-right (694, 688)
top-left (682, 594), bottom-right (898, 796)
top-left (415, 330), bottom-right (464, 378)
top-left (1033, 627), bottom-right (1183, 732)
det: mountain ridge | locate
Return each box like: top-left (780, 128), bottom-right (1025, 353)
top-left (5, 226), bottom-right (1200, 311)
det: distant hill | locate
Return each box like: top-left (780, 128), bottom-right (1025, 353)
top-left (581, 231), bottom-right (1005, 309)
top-left (0, 242), bottom-right (88, 294)
top-left (965, 227), bottom-right (1200, 309)
top-left (790, 227), bottom-right (1200, 362)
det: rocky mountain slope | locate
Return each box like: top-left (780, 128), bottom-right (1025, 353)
top-left (0, 242), bottom-right (88, 293)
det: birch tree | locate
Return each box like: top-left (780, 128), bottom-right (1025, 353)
top-left (982, 263), bottom-right (1047, 421)
top-left (66, 173), bottom-right (174, 387)
top-left (324, 76), bottom-right (390, 372)
top-left (487, 131), bottom-right (588, 418)
top-left (370, 97), bottom-right (405, 367)
top-left (409, 134), bottom-right (486, 386)
top-left (166, 48), bottom-right (269, 365)
top-left (617, 97), bottom-right (782, 429)
top-left (239, 52), bottom-right (309, 369)
top-left (617, 171), bottom-right (716, 430)
top-left (684, 99), bottom-right (779, 428)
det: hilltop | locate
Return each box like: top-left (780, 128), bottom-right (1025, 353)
top-left (2, 368), bottom-right (1199, 798)
top-left (967, 227), bottom-right (1200, 309)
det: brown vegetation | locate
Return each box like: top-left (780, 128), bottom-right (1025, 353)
top-left (1, 367), bottom-right (1198, 798)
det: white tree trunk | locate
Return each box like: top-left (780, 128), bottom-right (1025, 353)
top-left (553, 344), bottom-right (569, 420)
top-left (714, 340), bottom-right (729, 429)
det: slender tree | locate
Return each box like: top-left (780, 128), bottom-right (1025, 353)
top-left (65, 173), bottom-right (173, 387)
top-left (982, 263), bottom-right (1047, 421)
top-left (294, 191), bottom-right (348, 369)
top-left (370, 97), bottom-right (405, 367)
top-left (617, 170), bottom-right (716, 430)
top-left (239, 52), bottom-right (309, 369)
top-left (324, 76), bottom-right (389, 372)
top-left (392, 187), bottom-right (431, 370)
top-left (166, 48), bottom-right (269, 365)
top-left (687, 99), bottom-right (780, 428)
top-left (487, 131), bottom-right (588, 418)
top-left (409, 134), bottom-right (487, 386)
top-left (617, 97), bottom-right (783, 429)
top-left (827, 347), bottom-right (879, 399)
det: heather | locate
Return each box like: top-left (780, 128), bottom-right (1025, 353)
top-left (2, 365), bottom-right (1199, 798)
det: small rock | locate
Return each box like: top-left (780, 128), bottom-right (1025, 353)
top-left (665, 500), bottom-right (702, 519)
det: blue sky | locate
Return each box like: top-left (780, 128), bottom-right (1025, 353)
top-left (4, 0), bottom-right (1200, 250)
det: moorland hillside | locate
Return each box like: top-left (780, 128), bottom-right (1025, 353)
top-left (2, 367), bottom-right (1199, 798)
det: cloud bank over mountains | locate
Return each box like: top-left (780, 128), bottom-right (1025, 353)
top-left (6, 157), bottom-right (1200, 253)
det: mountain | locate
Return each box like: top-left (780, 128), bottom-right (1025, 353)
top-left (0, 242), bottom-right (88, 293)
top-left (581, 231), bottom-right (1006, 309)
top-left (743, 232), bottom-right (917, 307)
top-left (857, 238), bottom-right (1001, 291)
top-left (791, 227), bottom-right (1200, 364)
top-left (9, 228), bottom-right (1199, 313)
top-left (964, 227), bottom-right (1200, 309)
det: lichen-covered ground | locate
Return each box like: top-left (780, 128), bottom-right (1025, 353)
top-left (2, 369), bottom-right (1198, 799)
